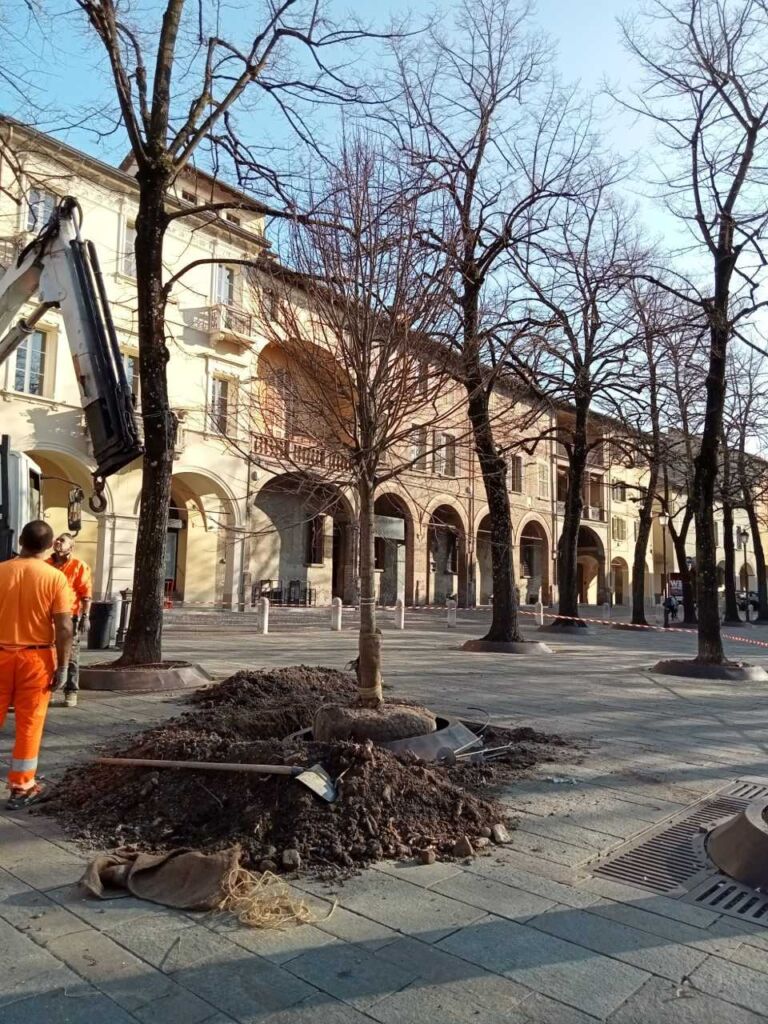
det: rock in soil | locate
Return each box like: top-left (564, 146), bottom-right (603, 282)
top-left (282, 849), bottom-right (301, 871)
top-left (39, 667), bottom-right (574, 879)
top-left (453, 836), bottom-right (474, 858)
top-left (491, 823), bottom-right (511, 844)
top-left (419, 847), bottom-right (437, 865)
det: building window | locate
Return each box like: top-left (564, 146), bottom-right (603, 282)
top-left (537, 463), bottom-right (550, 500)
top-left (14, 330), bottom-right (47, 396)
top-left (374, 536), bottom-right (386, 571)
top-left (215, 264), bottom-right (236, 306)
top-left (611, 480), bottom-right (626, 502)
top-left (611, 516), bottom-right (627, 542)
top-left (123, 352), bottom-right (140, 404)
top-left (210, 376), bottom-right (232, 434)
top-left (306, 514), bottom-right (325, 565)
top-left (122, 221), bottom-right (137, 277)
top-left (26, 188), bottom-right (56, 231)
top-left (225, 212), bottom-right (241, 226)
top-left (434, 433), bottom-right (456, 477)
top-left (508, 455), bottom-right (523, 493)
top-left (633, 519), bottom-right (640, 542)
top-left (181, 189), bottom-right (197, 204)
top-left (411, 425), bottom-right (428, 472)
top-left (417, 362), bottom-right (429, 397)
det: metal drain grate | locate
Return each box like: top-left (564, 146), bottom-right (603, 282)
top-left (591, 795), bottom-right (748, 895)
top-left (721, 777), bottom-right (768, 802)
top-left (687, 875), bottom-right (768, 924)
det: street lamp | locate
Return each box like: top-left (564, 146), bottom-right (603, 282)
top-left (736, 526), bottom-right (750, 618)
top-left (658, 511), bottom-right (669, 627)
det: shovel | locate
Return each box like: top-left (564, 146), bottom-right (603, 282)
top-left (94, 756), bottom-right (338, 802)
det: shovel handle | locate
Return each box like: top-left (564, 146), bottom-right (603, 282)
top-left (95, 756), bottom-right (301, 776)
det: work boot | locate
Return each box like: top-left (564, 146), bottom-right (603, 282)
top-left (6, 782), bottom-right (46, 810)
top-left (64, 691), bottom-right (78, 708)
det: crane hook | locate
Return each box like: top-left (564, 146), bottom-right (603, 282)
top-left (88, 475), bottom-right (108, 514)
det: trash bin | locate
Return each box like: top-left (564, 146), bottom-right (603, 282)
top-left (87, 600), bottom-right (115, 650)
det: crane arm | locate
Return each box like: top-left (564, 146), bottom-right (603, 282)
top-left (0, 197), bottom-right (143, 495)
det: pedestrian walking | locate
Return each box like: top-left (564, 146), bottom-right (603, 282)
top-left (47, 532), bottom-right (92, 708)
top-left (0, 520), bottom-right (73, 809)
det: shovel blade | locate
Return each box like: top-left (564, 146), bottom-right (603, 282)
top-left (296, 764), bottom-right (337, 803)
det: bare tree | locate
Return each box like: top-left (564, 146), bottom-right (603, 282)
top-left (65, 1), bottom-right (392, 664)
top-left (227, 138), bottom-right (458, 704)
top-left (624, 0), bottom-right (768, 664)
top-left (509, 180), bottom-right (640, 625)
top-left (382, 0), bottom-right (593, 645)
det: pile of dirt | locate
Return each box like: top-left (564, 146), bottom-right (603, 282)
top-left (41, 666), bottom-right (573, 876)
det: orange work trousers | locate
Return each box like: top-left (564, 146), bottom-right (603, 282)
top-left (0, 648), bottom-right (54, 790)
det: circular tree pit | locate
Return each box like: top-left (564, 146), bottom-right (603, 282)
top-left (80, 662), bottom-right (212, 693)
top-left (650, 659), bottom-right (768, 682)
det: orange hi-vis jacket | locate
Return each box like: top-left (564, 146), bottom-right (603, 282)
top-left (0, 558), bottom-right (74, 647)
top-left (46, 555), bottom-right (92, 617)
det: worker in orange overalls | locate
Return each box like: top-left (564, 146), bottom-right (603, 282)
top-left (0, 520), bottom-right (73, 809)
top-left (47, 532), bottom-right (92, 708)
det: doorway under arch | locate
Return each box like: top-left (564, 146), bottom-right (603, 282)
top-left (519, 520), bottom-right (550, 604)
top-left (611, 556), bottom-right (629, 606)
top-left (428, 504), bottom-right (467, 606)
top-left (373, 493), bottom-right (414, 606)
top-left (166, 470), bottom-right (237, 609)
top-left (577, 525), bottom-right (606, 604)
top-left (476, 513), bottom-right (493, 605)
top-left (251, 473), bottom-right (354, 606)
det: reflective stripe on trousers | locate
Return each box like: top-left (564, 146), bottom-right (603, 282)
top-left (0, 648), bottom-right (53, 789)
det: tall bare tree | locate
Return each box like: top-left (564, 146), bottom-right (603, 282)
top-left (65, 1), bottom-right (391, 664)
top-left (509, 180), bottom-right (640, 625)
top-left (227, 138), bottom-right (458, 704)
top-left (383, 0), bottom-right (593, 644)
top-left (624, 0), bottom-right (768, 664)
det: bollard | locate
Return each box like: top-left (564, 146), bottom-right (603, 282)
top-left (395, 598), bottom-right (405, 630)
top-left (258, 597), bottom-right (269, 635)
top-left (602, 602), bottom-right (611, 621)
top-left (116, 587), bottom-right (132, 647)
top-left (535, 599), bottom-right (544, 626)
top-left (331, 596), bottom-right (343, 632)
top-left (446, 597), bottom-right (457, 628)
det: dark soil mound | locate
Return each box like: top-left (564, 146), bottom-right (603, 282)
top-left (41, 666), bottom-right (574, 876)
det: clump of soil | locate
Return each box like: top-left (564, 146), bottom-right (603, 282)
top-left (41, 666), bottom-right (574, 877)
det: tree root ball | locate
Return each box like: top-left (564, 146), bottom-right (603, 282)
top-left (313, 702), bottom-right (438, 743)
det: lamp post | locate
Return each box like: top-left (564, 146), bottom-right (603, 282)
top-left (659, 511), bottom-right (669, 628)
top-left (737, 526), bottom-right (750, 619)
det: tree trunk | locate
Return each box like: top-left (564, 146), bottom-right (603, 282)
top-left (744, 495), bottom-right (768, 622)
top-left (669, 527), bottom-right (696, 625)
top-left (462, 359), bottom-right (522, 643)
top-left (631, 466), bottom-right (657, 625)
top-left (557, 406), bottom-right (589, 623)
top-left (118, 178), bottom-right (176, 666)
top-left (357, 477), bottom-right (383, 706)
top-left (721, 497), bottom-right (742, 624)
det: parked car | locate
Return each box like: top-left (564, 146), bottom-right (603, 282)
top-left (737, 590), bottom-right (759, 612)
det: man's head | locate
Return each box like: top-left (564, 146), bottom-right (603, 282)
top-left (51, 533), bottom-right (75, 563)
top-left (19, 520), bottom-right (54, 556)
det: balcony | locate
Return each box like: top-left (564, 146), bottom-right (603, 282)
top-left (191, 304), bottom-right (255, 347)
top-left (253, 433), bottom-right (348, 473)
top-left (555, 441), bottom-right (605, 467)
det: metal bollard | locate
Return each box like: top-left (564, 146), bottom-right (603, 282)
top-left (535, 599), bottom-right (544, 626)
top-left (116, 587), bottom-right (132, 647)
top-left (331, 596), bottom-right (342, 631)
top-left (258, 597), bottom-right (269, 635)
top-left (395, 598), bottom-right (405, 630)
top-left (446, 598), bottom-right (457, 628)
top-left (602, 602), bottom-right (611, 621)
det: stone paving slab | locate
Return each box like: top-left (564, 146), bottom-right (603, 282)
top-left (526, 905), bottom-right (709, 983)
top-left (689, 955), bottom-right (768, 1017)
top-left (0, 984), bottom-right (139, 1024)
top-left (430, 870), bottom-right (556, 921)
top-left (608, 975), bottom-right (768, 1024)
top-left (436, 913), bottom-right (650, 1017)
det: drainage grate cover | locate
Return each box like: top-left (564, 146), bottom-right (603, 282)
top-left (720, 776), bottom-right (768, 802)
top-left (590, 795), bottom-right (747, 895)
top-left (687, 874), bottom-right (768, 924)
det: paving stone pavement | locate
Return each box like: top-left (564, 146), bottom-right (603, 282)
top-left (1, 612), bottom-right (768, 1022)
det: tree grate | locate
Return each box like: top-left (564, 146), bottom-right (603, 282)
top-left (590, 795), bottom-right (748, 894)
top-left (686, 875), bottom-right (768, 924)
